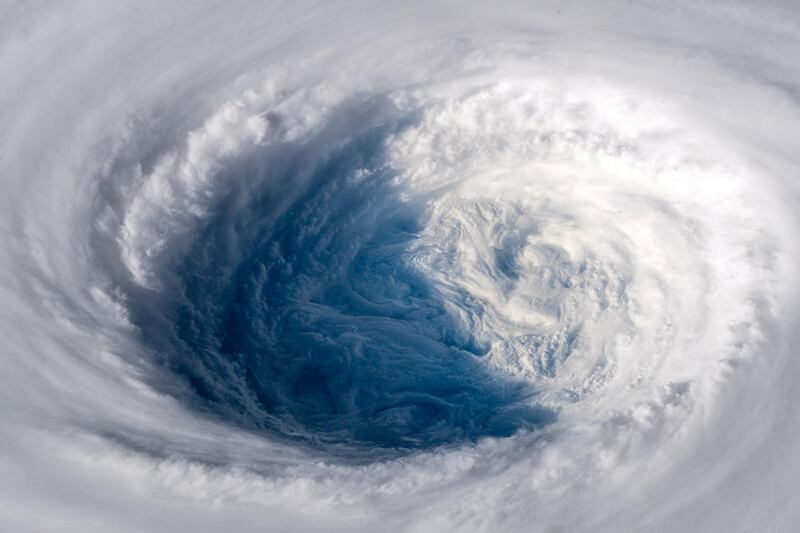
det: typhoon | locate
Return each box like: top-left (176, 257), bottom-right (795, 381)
top-left (1, 1), bottom-right (800, 532)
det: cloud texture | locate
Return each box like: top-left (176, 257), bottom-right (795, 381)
top-left (1, 1), bottom-right (800, 531)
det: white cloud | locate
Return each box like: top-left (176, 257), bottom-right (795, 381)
top-left (1, 1), bottom-right (799, 531)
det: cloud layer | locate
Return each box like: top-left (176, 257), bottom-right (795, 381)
top-left (2, 1), bottom-right (800, 531)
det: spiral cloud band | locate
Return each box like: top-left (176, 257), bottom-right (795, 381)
top-left (2, 1), bottom-right (800, 531)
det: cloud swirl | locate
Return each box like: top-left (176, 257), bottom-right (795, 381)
top-left (1, 1), bottom-right (799, 531)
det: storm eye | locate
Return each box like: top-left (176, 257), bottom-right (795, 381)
top-left (127, 110), bottom-right (556, 454)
